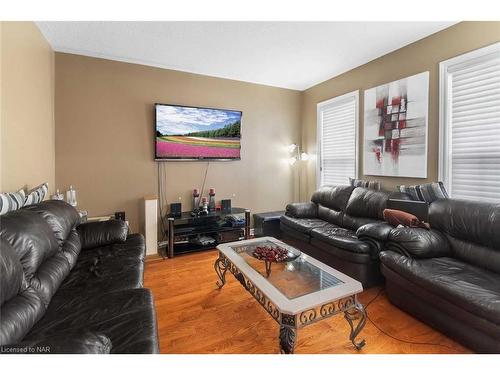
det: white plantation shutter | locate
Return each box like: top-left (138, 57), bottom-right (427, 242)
top-left (439, 43), bottom-right (500, 203)
top-left (317, 91), bottom-right (359, 187)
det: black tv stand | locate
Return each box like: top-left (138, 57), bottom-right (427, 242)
top-left (163, 207), bottom-right (250, 258)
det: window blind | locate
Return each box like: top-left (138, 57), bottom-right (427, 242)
top-left (318, 93), bottom-right (358, 186)
top-left (443, 45), bottom-right (500, 202)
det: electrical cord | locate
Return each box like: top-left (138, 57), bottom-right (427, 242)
top-left (363, 287), bottom-right (461, 352)
top-left (157, 161), bottom-right (209, 244)
top-left (364, 287), bottom-right (385, 308)
top-left (157, 162), bottom-right (169, 242)
top-left (199, 162), bottom-right (210, 199)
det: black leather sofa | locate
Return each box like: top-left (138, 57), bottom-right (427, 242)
top-left (280, 185), bottom-right (392, 287)
top-left (380, 198), bottom-right (500, 353)
top-left (0, 200), bottom-right (159, 354)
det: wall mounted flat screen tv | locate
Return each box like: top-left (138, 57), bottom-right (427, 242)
top-left (155, 103), bottom-right (242, 160)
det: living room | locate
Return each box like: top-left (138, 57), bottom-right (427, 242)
top-left (1, 0), bottom-right (499, 372)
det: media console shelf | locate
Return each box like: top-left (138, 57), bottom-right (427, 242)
top-left (164, 207), bottom-right (250, 258)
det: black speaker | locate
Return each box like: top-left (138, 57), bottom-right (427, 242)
top-left (115, 211), bottom-right (126, 221)
top-left (170, 203), bottom-right (182, 217)
top-left (221, 199), bottom-right (231, 213)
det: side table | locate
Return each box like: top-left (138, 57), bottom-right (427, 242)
top-left (253, 211), bottom-right (285, 238)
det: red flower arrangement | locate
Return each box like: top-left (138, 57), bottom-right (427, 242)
top-left (252, 246), bottom-right (289, 263)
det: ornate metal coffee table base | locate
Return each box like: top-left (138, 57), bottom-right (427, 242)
top-left (344, 302), bottom-right (367, 350)
top-left (214, 252), bottom-right (367, 354)
top-left (214, 256), bottom-right (228, 289)
top-left (279, 324), bottom-right (297, 354)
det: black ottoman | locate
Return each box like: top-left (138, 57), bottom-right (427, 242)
top-left (253, 211), bottom-right (285, 239)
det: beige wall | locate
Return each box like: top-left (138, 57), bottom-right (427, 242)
top-left (52, 22), bottom-right (500, 234)
top-left (55, 53), bottom-right (302, 233)
top-left (301, 21), bottom-right (500, 199)
top-left (1, 22), bottom-right (55, 193)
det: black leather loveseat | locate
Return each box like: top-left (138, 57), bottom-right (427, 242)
top-left (380, 198), bottom-right (500, 353)
top-left (0, 200), bottom-right (159, 354)
top-left (281, 185), bottom-right (392, 287)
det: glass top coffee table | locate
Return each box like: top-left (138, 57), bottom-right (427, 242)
top-left (214, 237), bottom-right (366, 354)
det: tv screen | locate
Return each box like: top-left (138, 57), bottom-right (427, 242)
top-left (155, 103), bottom-right (242, 160)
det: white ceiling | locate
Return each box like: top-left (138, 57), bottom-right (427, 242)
top-left (37, 21), bottom-right (456, 90)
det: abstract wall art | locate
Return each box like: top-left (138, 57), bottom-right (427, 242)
top-left (363, 71), bottom-right (429, 178)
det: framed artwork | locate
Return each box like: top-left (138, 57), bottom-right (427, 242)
top-left (363, 71), bottom-right (429, 178)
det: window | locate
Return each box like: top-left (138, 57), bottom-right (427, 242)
top-left (439, 43), bottom-right (500, 202)
top-left (317, 91), bottom-right (359, 187)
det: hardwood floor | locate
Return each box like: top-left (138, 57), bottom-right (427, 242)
top-left (144, 250), bottom-right (470, 354)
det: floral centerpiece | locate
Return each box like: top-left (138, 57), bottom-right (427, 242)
top-left (252, 245), bottom-right (297, 277)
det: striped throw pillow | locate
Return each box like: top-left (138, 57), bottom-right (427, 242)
top-left (0, 189), bottom-right (26, 215)
top-left (349, 177), bottom-right (381, 191)
top-left (397, 182), bottom-right (449, 203)
top-left (25, 182), bottom-right (49, 206)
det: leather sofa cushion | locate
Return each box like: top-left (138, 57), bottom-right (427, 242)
top-left (56, 259), bottom-right (144, 297)
top-left (0, 235), bottom-right (45, 346)
top-left (24, 200), bottom-right (80, 246)
top-left (0, 238), bottom-right (24, 305)
top-left (0, 288), bottom-right (45, 346)
top-left (311, 238), bottom-right (372, 264)
top-left (356, 222), bottom-right (393, 242)
top-left (380, 251), bottom-right (500, 326)
top-left (52, 234), bottom-right (145, 299)
top-left (345, 187), bottom-right (389, 220)
top-left (447, 235), bottom-right (500, 275)
top-left (387, 227), bottom-right (450, 259)
top-left (60, 228), bottom-right (82, 268)
top-left (4, 331), bottom-right (112, 354)
top-left (312, 185), bottom-right (354, 226)
top-left (342, 215), bottom-right (380, 231)
top-left (311, 185), bottom-right (354, 211)
top-left (0, 208), bottom-right (74, 308)
top-left (26, 288), bottom-right (159, 354)
top-left (30, 252), bottom-right (71, 307)
top-left (280, 216), bottom-right (330, 234)
top-left (285, 202), bottom-right (317, 218)
top-left (77, 220), bottom-right (128, 250)
top-left (280, 222), bottom-right (312, 243)
top-left (317, 204), bottom-right (343, 226)
top-left (0, 238), bottom-right (46, 346)
top-left (311, 224), bottom-right (371, 254)
top-left (0, 210), bottom-right (59, 278)
top-left (77, 233), bottom-right (145, 266)
top-left (53, 239), bottom-right (145, 303)
top-left (429, 199), bottom-right (500, 251)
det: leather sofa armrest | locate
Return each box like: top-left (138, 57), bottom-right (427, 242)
top-left (386, 227), bottom-right (450, 259)
top-left (356, 222), bottom-right (393, 242)
top-left (356, 222), bottom-right (394, 259)
top-left (77, 220), bottom-right (128, 250)
top-left (0, 332), bottom-right (112, 354)
top-left (285, 202), bottom-right (318, 218)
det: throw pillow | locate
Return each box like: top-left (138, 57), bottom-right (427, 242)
top-left (418, 181), bottom-right (449, 202)
top-left (25, 182), bottom-right (49, 206)
top-left (397, 182), bottom-right (448, 203)
top-left (383, 209), bottom-right (429, 229)
top-left (0, 189), bottom-right (26, 215)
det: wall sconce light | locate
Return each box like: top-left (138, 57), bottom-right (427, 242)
top-left (287, 143), bottom-right (298, 153)
top-left (288, 143), bottom-right (308, 165)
